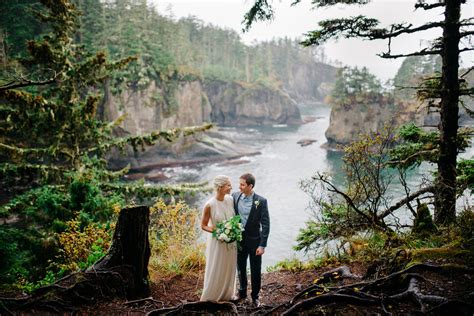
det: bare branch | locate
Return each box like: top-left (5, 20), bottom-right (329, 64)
top-left (459, 47), bottom-right (474, 54)
top-left (415, 2), bottom-right (445, 10)
top-left (460, 31), bottom-right (474, 37)
top-left (460, 66), bottom-right (474, 78)
top-left (369, 21), bottom-right (443, 39)
top-left (460, 88), bottom-right (474, 96)
top-left (386, 149), bottom-right (439, 166)
top-left (379, 186), bottom-right (435, 219)
top-left (313, 173), bottom-right (376, 226)
top-left (378, 49), bottom-right (441, 59)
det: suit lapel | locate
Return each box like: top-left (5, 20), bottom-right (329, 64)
top-left (245, 193), bottom-right (258, 229)
top-left (234, 192), bottom-right (242, 215)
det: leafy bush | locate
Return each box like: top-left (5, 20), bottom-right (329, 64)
top-left (0, 179), bottom-right (123, 287)
top-left (457, 209), bottom-right (474, 249)
top-left (149, 199), bottom-right (205, 279)
top-left (55, 218), bottom-right (114, 272)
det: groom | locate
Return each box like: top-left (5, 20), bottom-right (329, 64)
top-left (232, 173), bottom-right (270, 307)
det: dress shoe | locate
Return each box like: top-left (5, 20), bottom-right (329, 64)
top-left (252, 298), bottom-right (262, 307)
top-left (231, 294), bottom-right (247, 303)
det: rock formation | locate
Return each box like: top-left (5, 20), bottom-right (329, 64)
top-left (204, 80), bottom-right (302, 126)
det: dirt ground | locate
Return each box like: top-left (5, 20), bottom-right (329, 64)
top-left (72, 259), bottom-right (473, 315)
top-left (3, 258), bottom-right (472, 315)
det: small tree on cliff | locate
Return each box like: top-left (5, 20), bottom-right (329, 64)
top-left (243, 0), bottom-right (473, 225)
top-left (329, 66), bottom-right (384, 106)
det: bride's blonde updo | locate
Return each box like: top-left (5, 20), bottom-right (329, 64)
top-left (213, 175), bottom-right (230, 191)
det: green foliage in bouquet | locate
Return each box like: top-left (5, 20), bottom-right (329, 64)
top-left (212, 215), bottom-right (243, 244)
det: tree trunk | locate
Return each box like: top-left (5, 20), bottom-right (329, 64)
top-left (92, 205), bottom-right (151, 299)
top-left (0, 29), bottom-right (7, 67)
top-left (434, 0), bottom-right (461, 225)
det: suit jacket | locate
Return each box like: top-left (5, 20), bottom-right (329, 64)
top-left (232, 192), bottom-right (270, 248)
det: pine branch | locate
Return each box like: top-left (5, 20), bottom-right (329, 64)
top-left (0, 162), bottom-right (64, 173)
top-left (0, 142), bottom-right (49, 157)
top-left (242, 0), bottom-right (274, 32)
top-left (302, 16), bottom-right (444, 46)
top-left (378, 22), bottom-right (444, 39)
top-left (101, 181), bottom-right (210, 198)
top-left (89, 123), bottom-right (213, 153)
top-left (460, 88), bottom-right (474, 96)
top-left (0, 71), bottom-right (59, 91)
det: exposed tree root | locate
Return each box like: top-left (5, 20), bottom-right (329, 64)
top-left (277, 263), bottom-right (474, 315)
top-left (0, 268), bottom-right (130, 314)
top-left (147, 301), bottom-right (238, 315)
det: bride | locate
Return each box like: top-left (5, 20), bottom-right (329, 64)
top-left (200, 175), bottom-right (237, 301)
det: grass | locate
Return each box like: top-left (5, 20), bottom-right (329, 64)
top-left (149, 199), bottom-right (205, 281)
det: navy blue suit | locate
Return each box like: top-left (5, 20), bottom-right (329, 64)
top-left (232, 191), bottom-right (270, 300)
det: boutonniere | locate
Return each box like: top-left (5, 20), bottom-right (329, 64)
top-left (254, 200), bottom-right (260, 208)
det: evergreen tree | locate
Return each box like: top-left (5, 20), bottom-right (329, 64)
top-left (0, 0), bottom-right (209, 284)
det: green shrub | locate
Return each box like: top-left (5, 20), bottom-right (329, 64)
top-left (457, 209), bottom-right (474, 249)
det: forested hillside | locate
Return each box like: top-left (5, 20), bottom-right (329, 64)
top-left (1, 0), bottom-right (330, 95)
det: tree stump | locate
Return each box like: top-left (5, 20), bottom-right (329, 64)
top-left (91, 205), bottom-right (151, 299)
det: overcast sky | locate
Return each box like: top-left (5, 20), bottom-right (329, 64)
top-left (151, 0), bottom-right (474, 82)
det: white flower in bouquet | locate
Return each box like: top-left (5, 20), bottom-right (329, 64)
top-left (218, 233), bottom-right (227, 241)
top-left (212, 215), bottom-right (243, 246)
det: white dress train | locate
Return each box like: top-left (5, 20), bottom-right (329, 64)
top-left (200, 195), bottom-right (237, 301)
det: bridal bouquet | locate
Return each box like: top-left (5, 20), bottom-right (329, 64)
top-left (212, 215), bottom-right (243, 244)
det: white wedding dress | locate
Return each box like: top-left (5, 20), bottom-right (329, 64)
top-left (200, 195), bottom-right (237, 301)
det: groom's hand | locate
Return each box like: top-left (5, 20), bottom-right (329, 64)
top-left (256, 247), bottom-right (265, 256)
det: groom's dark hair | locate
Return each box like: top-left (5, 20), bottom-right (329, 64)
top-left (240, 173), bottom-right (255, 188)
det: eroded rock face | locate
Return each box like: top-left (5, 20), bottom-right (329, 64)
top-left (103, 80), bottom-right (211, 134)
top-left (103, 79), bottom-right (303, 131)
top-left (204, 80), bottom-right (302, 126)
top-left (325, 101), bottom-right (423, 147)
top-left (284, 62), bottom-right (337, 102)
top-left (325, 94), bottom-right (474, 148)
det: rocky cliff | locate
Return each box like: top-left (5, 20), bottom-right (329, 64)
top-left (283, 62), bottom-right (337, 102)
top-left (325, 97), bottom-right (473, 147)
top-left (204, 80), bottom-right (301, 126)
top-left (103, 80), bottom-right (211, 133)
top-left (325, 100), bottom-right (424, 147)
top-left (103, 78), bottom-right (302, 132)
